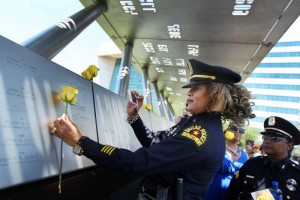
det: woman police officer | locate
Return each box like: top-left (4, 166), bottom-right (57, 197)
top-left (49, 59), bottom-right (254, 199)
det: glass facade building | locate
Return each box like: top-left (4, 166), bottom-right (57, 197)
top-left (244, 41), bottom-right (300, 129)
top-left (109, 58), bottom-right (162, 115)
top-left (109, 58), bottom-right (143, 95)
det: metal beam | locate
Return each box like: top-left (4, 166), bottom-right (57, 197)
top-left (115, 43), bottom-right (133, 98)
top-left (22, 1), bottom-right (107, 59)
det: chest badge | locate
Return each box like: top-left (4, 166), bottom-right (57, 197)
top-left (286, 179), bottom-right (297, 191)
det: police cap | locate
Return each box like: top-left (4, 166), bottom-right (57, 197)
top-left (260, 116), bottom-right (300, 145)
top-left (182, 59), bottom-right (241, 88)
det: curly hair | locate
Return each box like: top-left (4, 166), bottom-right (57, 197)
top-left (206, 83), bottom-right (255, 126)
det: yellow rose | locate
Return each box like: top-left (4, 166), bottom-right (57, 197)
top-left (225, 131), bottom-right (234, 140)
top-left (88, 65), bottom-right (99, 76)
top-left (56, 85), bottom-right (78, 194)
top-left (142, 104), bottom-right (152, 111)
top-left (60, 86), bottom-right (78, 105)
top-left (81, 65), bottom-right (99, 80)
top-left (81, 70), bottom-right (93, 81)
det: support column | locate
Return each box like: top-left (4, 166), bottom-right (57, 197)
top-left (164, 98), bottom-right (173, 122)
top-left (152, 81), bottom-right (164, 116)
top-left (159, 91), bottom-right (170, 120)
top-left (115, 43), bottom-right (133, 98)
top-left (22, 1), bottom-right (107, 59)
top-left (142, 66), bottom-right (152, 107)
top-left (167, 100), bottom-right (176, 122)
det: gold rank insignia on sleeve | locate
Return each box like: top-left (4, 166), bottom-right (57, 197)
top-left (101, 145), bottom-right (115, 155)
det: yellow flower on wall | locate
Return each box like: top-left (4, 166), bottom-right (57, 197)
top-left (81, 64), bottom-right (99, 81)
top-left (143, 103), bottom-right (153, 130)
top-left (142, 103), bottom-right (152, 111)
top-left (81, 64), bottom-right (99, 147)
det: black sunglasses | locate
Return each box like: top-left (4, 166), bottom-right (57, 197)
top-left (228, 125), bottom-right (245, 134)
top-left (262, 135), bottom-right (289, 143)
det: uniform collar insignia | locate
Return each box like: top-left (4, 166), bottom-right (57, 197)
top-left (246, 175), bottom-right (254, 179)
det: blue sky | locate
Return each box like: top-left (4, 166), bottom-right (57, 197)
top-left (0, 0), bottom-right (111, 78)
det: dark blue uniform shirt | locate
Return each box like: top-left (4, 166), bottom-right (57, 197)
top-left (81, 112), bottom-right (225, 200)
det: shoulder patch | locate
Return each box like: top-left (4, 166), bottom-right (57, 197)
top-left (177, 125), bottom-right (207, 147)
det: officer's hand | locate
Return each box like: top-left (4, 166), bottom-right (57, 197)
top-left (175, 111), bottom-right (192, 125)
top-left (127, 91), bottom-right (143, 119)
top-left (48, 114), bottom-right (83, 147)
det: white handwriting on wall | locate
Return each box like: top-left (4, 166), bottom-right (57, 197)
top-left (120, 0), bottom-right (156, 15)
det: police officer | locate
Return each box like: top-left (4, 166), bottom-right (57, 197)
top-left (49, 59), bottom-right (255, 200)
top-left (224, 116), bottom-right (300, 200)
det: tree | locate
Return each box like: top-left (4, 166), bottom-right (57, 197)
top-left (240, 126), bottom-right (262, 148)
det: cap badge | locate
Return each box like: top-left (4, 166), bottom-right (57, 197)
top-left (268, 116), bottom-right (276, 126)
top-left (286, 179), bottom-right (297, 191)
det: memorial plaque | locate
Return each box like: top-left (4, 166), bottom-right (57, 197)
top-left (0, 36), bottom-right (97, 189)
top-left (93, 85), bottom-right (141, 151)
top-left (93, 84), bottom-right (173, 151)
top-left (0, 35), bottom-right (173, 190)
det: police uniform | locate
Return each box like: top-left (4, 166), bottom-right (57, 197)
top-left (76, 59), bottom-right (242, 200)
top-left (224, 116), bottom-right (300, 200)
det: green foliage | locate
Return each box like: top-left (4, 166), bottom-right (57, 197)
top-left (240, 126), bottom-right (263, 148)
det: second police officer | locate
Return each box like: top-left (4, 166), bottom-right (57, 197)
top-left (224, 116), bottom-right (300, 200)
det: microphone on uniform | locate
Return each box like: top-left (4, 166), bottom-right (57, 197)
top-left (176, 178), bottom-right (183, 200)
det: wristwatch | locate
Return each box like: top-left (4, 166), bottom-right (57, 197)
top-left (73, 136), bottom-right (88, 156)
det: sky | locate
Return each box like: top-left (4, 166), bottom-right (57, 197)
top-left (0, 0), bottom-right (112, 81)
top-left (0, 1), bottom-right (300, 76)
top-left (279, 15), bottom-right (300, 42)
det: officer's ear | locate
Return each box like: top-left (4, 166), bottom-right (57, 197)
top-left (286, 142), bottom-right (294, 152)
